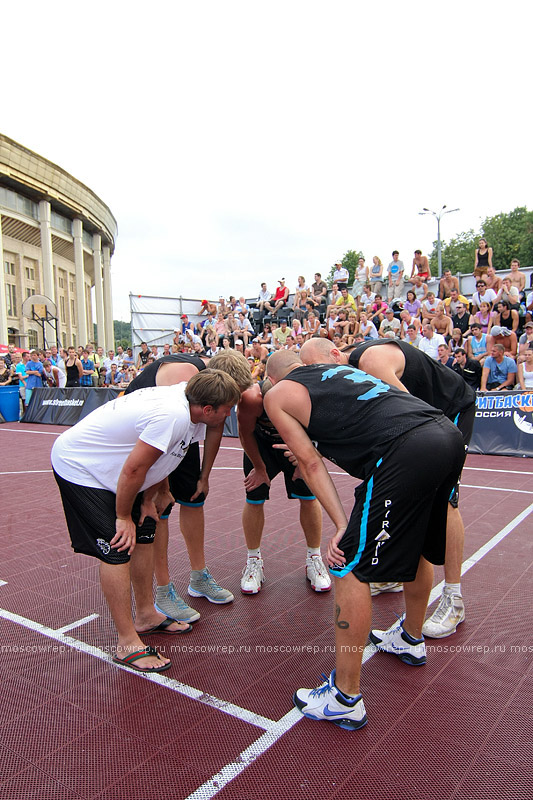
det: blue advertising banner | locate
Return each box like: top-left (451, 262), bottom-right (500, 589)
top-left (469, 391), bottom-right (533, 458)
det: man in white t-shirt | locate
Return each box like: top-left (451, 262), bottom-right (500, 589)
top-left (333, 261), bottom-right (349, 289)
top-left (51, 371), bottom-right (240, 674)
top-left (419, 323), bottom-right (446, 359)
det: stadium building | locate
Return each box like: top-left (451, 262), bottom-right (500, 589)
top-left (0, 134), bottom-right (117, 350)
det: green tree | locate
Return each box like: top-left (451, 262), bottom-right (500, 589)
top-left (430, 206), bottom-right (533, 275)
top-left (326, 249), bottom-right (365, 288)
top-left (114, 319), bottom-right (131, 350)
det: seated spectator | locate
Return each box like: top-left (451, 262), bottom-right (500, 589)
top-left (264, 279), bottom-right (289, 315)
top-left (291, 333), bottom-right (306, 352)
top-left (294, 276), bottom-right (309, 305)
top-left (407, 273), bottom-right (429, 303)
top-left (309, 272), bottom-right (328, 308)
top-left (204, 335), bottom-right (219, 356)
top-left (234, 339), bottom-right (245, 356)
top-left (419, 323), bottom-right (446, 359)
top-left (136, 341), bottom-right (150, 370)
top-left (471, 279), bottom-right (497, 313)
top-left (494, 300), bottom-right (519, 333)
top-left (403, 289), bottom-right (422, 319)
top-left (303, 309), bottom-right (321, 339)
top-left (224, 312), bottom-right (240, 342)
top-left (220, 336), bottom-right (233, 352)
top-left (150, 345), bottom-right (160, 360)
top-left (470, 300), bottom-right (495, 335)
top-left (334, 309), bottom-right (351, 338)
top-left (495, 277), bottom-right (520, 309)
top-left (359, 284), bottom-right (376, 309)
top-left (358, 311), bottom-right (379, 340)
top-left (105, 363), bottom-right (123, 386)
top-left (379, 308), bottom-right (401, 338)
top-left (256, 282), bottom-right (272, 313)
top-left (184, 329), bottom-right (204, 350)
top-left (273, 319), bottom-right (291, 349)
top-left (405, 324), bottom-right (421, 348)
top-left (325, 308), bottom-right (339, 339)
top-left (258, 323), bottom-right (274, 350)
top-left (119, 366), bottom-right (138, 388)
top-left (234, 296), bottom-right (250, 315)
top-left (438, 268), bottom-right (459, 300)
top-left (293, 289), bottom-right (311, 322)
top-left (291, 318), bottom-right (303, 340)
top-left (198, 299), bottom-right (217, 316)
top-left (467, 323), bottom-right (489, 364)
top-left (346, 312), bottom-right (360, 343)
top-left (368, 294), bottom-right (388, 325)
top-left (250, 338), bottom-right (269, 364)
top-left (177, 314), bottom-right (196, 342)
top-left (485, 266), bottom-right (502, 295)
top-left (333, 260), bottom-right (349, 289)
top-left (251, 358), bottom-right (267, 382)
top-left (517, 343), bottom-right (533, 389)
top-left (409, 249), bottom-right (430, 281)
top-left (508, 258), bottom-right (527, 301)
top-left (199, 312), bottom-right (216, 342)
top-left (236, 311), bottom-right (255, 345)
top-left (437, 343), bottom-right (454, 368)
top-left (103, 349), bottom-right (117, 370)
top-left (227, 296), bottom-right (237, 312)
top-left (444, 287), bottom-right (470, 316)
top-left (421, 291), bottom-right (439, 321)
top-left (452, 301), bottom-right (471, 337)
top-left (399, 309), bottom-right (421, 339)
top-left (518, 321), bottom-right (533, 362)
top-left (0, 357), bottom-right (12, 385)
top-left (486, 325), bottom-right (518, 360)
top-left (368, 256), bottom-right (384, 293)
top-left (449, 327), bottom-right (465, 353)
top-left (481, 343), bottom-right (517, 390)
top-left (452, 347), bottom-right (482, 389)
top-left (332, 332), bottom-right (345, 349)
top-left (218, 296), bottom-right (229, 316)
top-left (122, 347), bottom-right (135, 369)
top-left (192, 341), bottom-right (207, 356)
top-left (335, 286), bottom-right (357, 313)
top-left (326, 283), bottom-right (342, 314)
top-left (474, 238), bottom-right (492, 278)
top-left (431, 303), bottom-right (453, 338)
top-left (97, 366), bottom-right (107, 386)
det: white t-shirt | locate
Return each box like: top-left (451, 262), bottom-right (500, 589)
top-left (51, 383), bottom-right (205, 492)
top-left (419, 333), bottom-right (446, 360)
top-left (473, 289), bottom-right (497, 307)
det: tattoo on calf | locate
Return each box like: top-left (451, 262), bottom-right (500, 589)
top-left (335, 604), bottom-right (349, 629)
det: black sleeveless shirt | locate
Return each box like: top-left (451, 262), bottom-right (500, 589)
top-left (349, 340), bottom-right (475, 420)
top-left (125, 354), bottom-right (206, 394)
top-left (282, 364), bottom-right (442, 480)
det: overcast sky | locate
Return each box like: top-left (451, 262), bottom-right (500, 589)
top-left (3, 1), bottom-right (532, 320)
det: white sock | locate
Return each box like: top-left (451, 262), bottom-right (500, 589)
top-left (247, 548), bottom-right (261, 559)
top-left (444, 582), bottom-right (461, 596)
top-left (307, 547), bottom-right (321, 557)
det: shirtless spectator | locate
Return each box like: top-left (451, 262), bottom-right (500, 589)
top-left (431, 304), bottom-right (453, 338)
top-left (485, 266), bottom-right (502, 296)
top-left (198, 299), bottom-right (217, 316)
top-left (444, 288), bottom-right (470, 317)
top-left (486, 325), bottom-right (518, 360)
top-left (264, 279), bottom-right (289, 316)
top-left (257, 282), bottom-right (272, 314)
top-left (452, 348), bottom-right (482, 389)
top-left (250, 338), bottom-right (268, 363)
top-left (309, 272), bottom-right (328, 308)
top-left (421, 291), bottom-right (439, 322)
top-left (480, 343), bottom-right (517, 390)
top-left (466, 322), bottom-right (489, 366)
top-left (471, 280), bottom-right (497, 313)
top-left (438, 268), bottom-right (460, 300)
top-left (379, 308), bottom-right (400, 338)
top-left (409, 249), bottom-right (430, 281)
top-left (508, 259), bottom-right (526, 300)
top-left (419, 323), bottom-right (446, 359)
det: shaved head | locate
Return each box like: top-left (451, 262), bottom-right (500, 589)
top-left (265, 350), bottom-right (301, 383)
top-left (300, 338), bottom-right (349, 366)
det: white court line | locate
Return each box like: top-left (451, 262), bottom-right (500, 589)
top-left (461, 484), bottom-right (533, 495)
top-left (0, 606), bottom-right (274, 731)
top-left (183, 500), bottom-right (533, 800)
top-left (54, 613), bottom-right (100, 634)
top-left (0, 427), bottom-right (60, 435)
top-left (463, 466), bottom-right (533, 476)
top-left (0, 470), bottom-right (54, 476)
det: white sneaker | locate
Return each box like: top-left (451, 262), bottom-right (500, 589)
top-left (370, 581), bottom-right (404, 596)
top-left (241, 557), bottom-right (264, 594)
top-left (422, 592), bottom-right (465, 638)
top-left (306, 554), bottom-right (332, 592)
top-left (294, 670), bottom-right (367, 731)
top-left (369, 618), bottom-right (427, 666)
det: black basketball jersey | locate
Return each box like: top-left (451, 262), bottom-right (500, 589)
top-left (282, 364), bottom-right (442, 480)
top-left (349, 340), bottom-right (475, 420)
top-left (125, 354), bottom-right (206, 394)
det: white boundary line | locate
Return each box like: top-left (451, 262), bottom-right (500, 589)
top-left (54, 613), bottom-right (100, 633)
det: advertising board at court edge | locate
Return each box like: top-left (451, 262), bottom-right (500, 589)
top-left (475, 392), bottom-right (533, 434)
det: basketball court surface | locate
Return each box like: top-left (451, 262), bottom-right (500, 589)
top-left (0, 422), bottom-right (531, 799)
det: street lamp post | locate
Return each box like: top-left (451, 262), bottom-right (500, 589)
top-left (419, 205), bottom-right (460, 278)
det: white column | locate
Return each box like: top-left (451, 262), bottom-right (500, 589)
top-left (92, 233), bottom-right (105, 348)
top-left (103, 244), bottom-right (114, 350)
top-left (72, 218), bottom-right (88, 346)
top-left (38, 200), bottom-right (55, 301)
top-left (0, 215), bottom-right (8, 345)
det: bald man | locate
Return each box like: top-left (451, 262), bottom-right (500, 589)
top-left (263, 350), bottom-right (465, 729)
top-left (300, 337), bottom-right (475, 639)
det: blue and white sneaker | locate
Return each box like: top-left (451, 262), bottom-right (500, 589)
top-left (369, 618), bottom-right (426, 665)
top-left (188, 568), bottom-right (234, 604)
top-left (293, 670), bottom-right (368, 731)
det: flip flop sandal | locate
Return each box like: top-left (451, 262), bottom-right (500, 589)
top-left (112, 646), bottom-right (171, 673)
top-left (138, 616), bottom-right (192, 635)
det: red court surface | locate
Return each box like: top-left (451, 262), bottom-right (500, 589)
top-left (0, 422), bottom-right (532, 800)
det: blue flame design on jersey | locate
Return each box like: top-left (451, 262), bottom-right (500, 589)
top-left (321, 366), bottom-right (390, 401)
